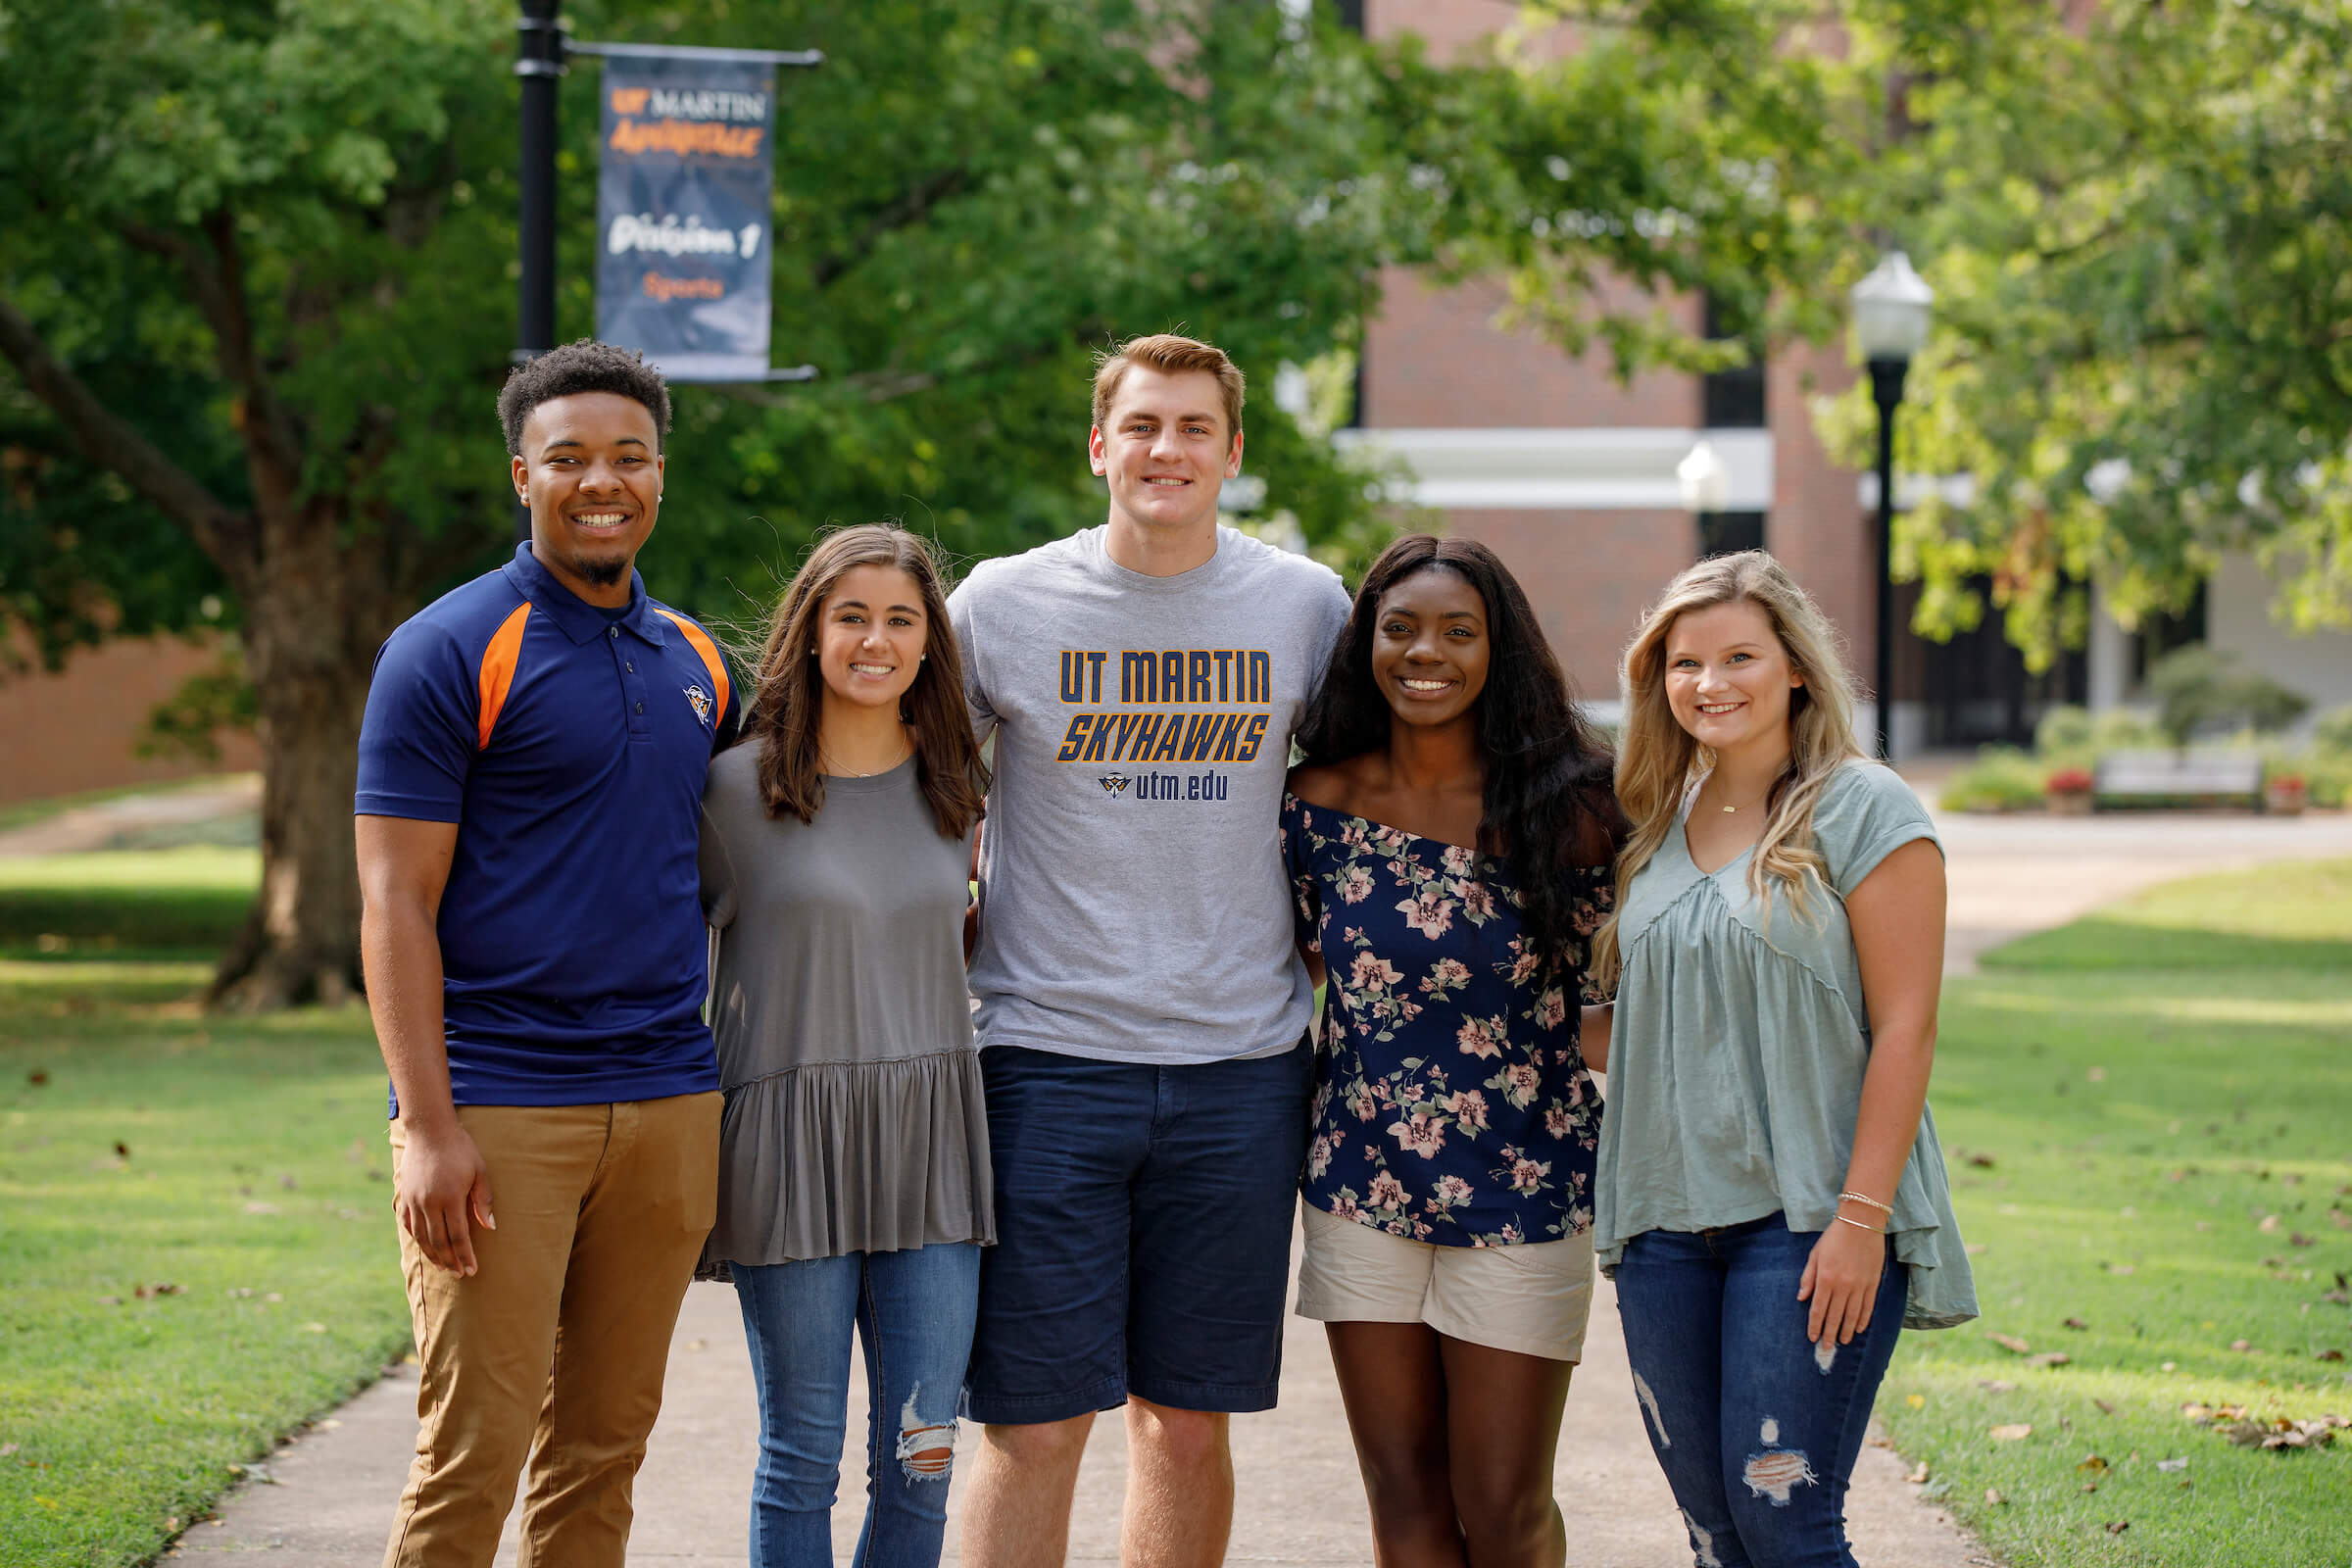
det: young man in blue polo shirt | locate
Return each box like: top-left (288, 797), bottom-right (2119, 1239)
top-left (355, 340), bottom-right (738, 1568)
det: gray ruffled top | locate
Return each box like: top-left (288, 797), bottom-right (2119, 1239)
top-left (1593, 760), bottom-right (1978, 1330)
top-left (696, 745), bottom-right (992, 1273)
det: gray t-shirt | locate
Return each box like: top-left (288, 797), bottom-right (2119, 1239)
top-left (1594, 760), bottom-right (1978, 1330)
top-left (696, 746), bottom-right (991, 1266)
top-left (949, 524), bottom-right (1352, 1065)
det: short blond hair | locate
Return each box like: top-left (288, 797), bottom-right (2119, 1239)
top-left (1091, 333), bottom-right (1246, 438)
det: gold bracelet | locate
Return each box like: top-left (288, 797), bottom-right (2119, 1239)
top-left (1834, 1213), bottom-right (1886, 1234)
top-left (1838, 1190), bottom-right (1893, 1214)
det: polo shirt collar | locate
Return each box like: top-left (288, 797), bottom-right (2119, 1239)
top-left (504, 542), bottom-right (667, 648)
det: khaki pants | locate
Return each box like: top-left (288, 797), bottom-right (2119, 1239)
top-left (382, 1093), bottom-right (720, 1568)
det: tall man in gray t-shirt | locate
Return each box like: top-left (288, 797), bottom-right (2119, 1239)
top-left (949, 334), bottom-right (1351, 1567)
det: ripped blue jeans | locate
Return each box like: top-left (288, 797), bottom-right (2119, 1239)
top-left (733, 1243), bottom-right (982, 1568)
top-left (1613, 1215), bottom-right (1906, 1568)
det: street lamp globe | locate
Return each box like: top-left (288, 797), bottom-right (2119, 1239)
top-left (1676, 438), bottom-right (1730, 514)
top-left (1851, 250), bottom-right (1935, 364)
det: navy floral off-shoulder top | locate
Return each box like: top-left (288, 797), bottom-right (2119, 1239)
top-left (1280, 792), bottom-right (1613, 1248)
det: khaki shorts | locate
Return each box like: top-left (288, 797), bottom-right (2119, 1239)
top-left (1295, 1201), bottom-right (1594, 1363)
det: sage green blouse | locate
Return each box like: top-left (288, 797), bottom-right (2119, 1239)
top-left (1593, 760), bottom-right (1978, 1330)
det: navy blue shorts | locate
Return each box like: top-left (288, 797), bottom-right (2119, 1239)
top-left (962, 1041), bottom-right (1314, 1425)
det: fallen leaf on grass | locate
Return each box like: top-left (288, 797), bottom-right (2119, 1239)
top-left (2063, 1316), bottom-right (2089, 1330)
top-left (2093, 1399), bottom-right (2117, 1416)
top-left (113, 1141), bottom-right (128, 1159)
top-left (2157, 1456), bottom-right (2188, 1473)
top-left (300, 1322), bottom-right (326, 1334)
top-left (1980, 1379), bottom-right (2017, 1393)
top-left (2028, 1352), bottom-right (2072, 1368)
top-left (1967, 1152), bottom-right (1996, 1168)
top-left (2077, 1454), bottom-right (2110, 1474)
top-left (2259, 1213), bottom-right (2281, 1233)
top-left (1989, 1424), bottom-right (2034, 1442)
top-left (2329, 1208), bottom-right (2352, 1231)
top-left (0, 1444), bottom-right (15, 1457)
top-left (2318, 1350), bottom-right (2345, 1362)
top-left (2290, 1233), bottom-right (2315, 1248)
top-left (25, 1070), bottom-right (45, 1087)
top-left (1906, 1460), bottom-right (1930, 1483)
top-left (243, 1201), bottom-right (279, 1216)
top-left (2219, 1417), bottom-right (2342, 1450)
top-left (1989, 1333), bottom-right (2033, 1354)
top-left (2105, 1521), bottom-right (2130, 1536)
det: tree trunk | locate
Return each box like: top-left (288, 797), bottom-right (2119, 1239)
top-left (208, 503), bottom-right (410, 1010)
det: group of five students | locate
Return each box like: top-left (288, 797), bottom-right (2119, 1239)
top-left (355, 332), bottom-right (1974, 1568)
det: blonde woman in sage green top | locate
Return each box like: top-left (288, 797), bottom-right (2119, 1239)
top-left (1584, 551), bottom-right (1974, 1568)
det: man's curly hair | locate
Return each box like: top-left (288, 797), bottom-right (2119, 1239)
top-left (497, 339), bottom-right (672, 457)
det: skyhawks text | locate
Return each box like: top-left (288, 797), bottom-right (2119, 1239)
top-left (1054, 649), bottom-right (1272, 765)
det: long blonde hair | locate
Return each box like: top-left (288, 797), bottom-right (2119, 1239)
top-left (1592, 551), bottom-right (1866, 986)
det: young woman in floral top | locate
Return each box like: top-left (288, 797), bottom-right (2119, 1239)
top-left (1283, 535), bottom-right (1627, 1567)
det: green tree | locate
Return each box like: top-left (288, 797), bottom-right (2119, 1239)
top-left (1810, 0), bottom-right (2352, 664)
top-left (0, 0), bottom-right (1851, 1005)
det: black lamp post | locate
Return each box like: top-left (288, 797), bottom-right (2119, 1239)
top-left (1850, 251), bottom-right (1934, 760)
top-left (513, 0), bottom-right (566, 541)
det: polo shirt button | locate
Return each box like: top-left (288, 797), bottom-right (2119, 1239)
top-left (609, 626), bottom-right (620, 640)
top-left (635, 702), bottom-right (644, 713)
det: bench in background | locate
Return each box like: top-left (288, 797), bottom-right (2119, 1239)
top-left (2092, 751), bottom-right (2266, 810)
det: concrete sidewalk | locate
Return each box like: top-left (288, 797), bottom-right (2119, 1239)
top-left (172, 804), bottom-right (2352, 1566)
top-left (173, 1270), bottom-right (1992, 1567)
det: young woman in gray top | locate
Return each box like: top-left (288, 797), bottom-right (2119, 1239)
top-left (1585, 552), bottom-right (1974, 1568)
top-left (698, 524), bottom-right (993, 1568)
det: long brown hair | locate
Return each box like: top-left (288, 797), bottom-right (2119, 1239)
top-left (746, 524), bottom-right (987, 839)
top-left (1592, 551), bottom-right (1865, 986)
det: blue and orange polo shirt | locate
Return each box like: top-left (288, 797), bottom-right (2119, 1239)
top-left (355, 542), bottom-right (741, 1109)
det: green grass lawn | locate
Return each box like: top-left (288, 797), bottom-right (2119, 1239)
top-left (0, 857), bottom-right (408, 1568)
top-left (0, 849), bottom-right (257, 961)
top-left (1877, 861), bottom-right (2352, 1567)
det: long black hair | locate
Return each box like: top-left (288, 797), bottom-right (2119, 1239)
top-left (1297, 535), bottom-right (1628, 986)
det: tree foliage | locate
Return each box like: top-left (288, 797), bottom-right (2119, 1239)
top-left (1812, 0), bottom-right (2352, 665)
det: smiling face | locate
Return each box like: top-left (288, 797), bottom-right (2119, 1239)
top-left (814, 564), bottom-right (928, 717)
top-left (1368, 564), bottom-right (1491, 731)
top-left (1089, 365), bottom-right (1242, 540)
top-left (1661, 597), bottom-right (1806, 755)
top-left (513, 392), bottom-right (664, 605)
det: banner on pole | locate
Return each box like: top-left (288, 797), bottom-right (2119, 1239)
top-left (595, 48), bottom-right (777, 382)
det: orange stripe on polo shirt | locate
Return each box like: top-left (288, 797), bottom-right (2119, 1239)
top-left (475, 603), bottom-right (532, 750)
top-left (654, 608), bottom-right (730, 719)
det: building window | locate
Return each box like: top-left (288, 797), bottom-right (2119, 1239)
top-left (1700, 294), bottom-right (1767, 430)
top-left (1697, 512), bottom-right (1766, 561)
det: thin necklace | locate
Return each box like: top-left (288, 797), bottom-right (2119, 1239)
top-left (817, 740), bottom-right (910, 778)
top-left (1705, 778), bottom-right (1774, 814)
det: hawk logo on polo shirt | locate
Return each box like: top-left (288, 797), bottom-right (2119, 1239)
top-left (1098, 772), bottom-right (1130, 796)
top-left (683, 683), bottom-right (714, 730)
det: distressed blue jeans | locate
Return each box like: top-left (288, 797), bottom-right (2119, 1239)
top-left (732, 1243), bottom-right (983, 1568)
top-left (1613, 1215), bottom-right (1907, 1568)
